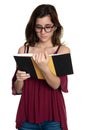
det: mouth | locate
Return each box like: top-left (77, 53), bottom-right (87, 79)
top-left (41, 35), bottom-right (47, 39)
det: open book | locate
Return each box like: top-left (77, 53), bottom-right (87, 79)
top-left (13, 53), bottom-right (73, 79)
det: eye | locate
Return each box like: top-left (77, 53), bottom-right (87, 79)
top-left (45, 26), bottom-right (51, 28)
top-left (35, 26), bottom-right (42, 29)
top-left (35, 24), bottom-right (54, 33)
top-left (45, 24), bottom-right (54, 28)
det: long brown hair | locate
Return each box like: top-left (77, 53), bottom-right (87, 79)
top-left (25, 4), bottom-right (63, 47)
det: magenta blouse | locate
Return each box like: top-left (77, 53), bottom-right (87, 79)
top-left (12, 71), bottom-right (68, 130)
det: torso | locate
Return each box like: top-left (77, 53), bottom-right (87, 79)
top-left (16, 43), bottom-right (69, 129)
top-left (26, 45), bottom-right (60, 55)
top-left (18, 44), bottom-right (70, 55)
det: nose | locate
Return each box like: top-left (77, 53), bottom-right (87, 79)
top-left (41, 28), bottom-right (46, 34)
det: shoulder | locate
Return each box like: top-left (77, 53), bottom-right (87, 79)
top-left (18, 45), bottom-right (25, 54)
top-left (58, 44), bottom-right (70, 54)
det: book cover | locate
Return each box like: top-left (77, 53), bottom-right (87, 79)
top-left (13, 53), bottom-right (73, 79)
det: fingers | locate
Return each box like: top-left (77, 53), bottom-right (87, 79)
top-left (32, 52), bottom-right (49, 63)
top-left (44, 51), bottom-right (49, 59)
top-left (16, 70), bottom-right (30, 81)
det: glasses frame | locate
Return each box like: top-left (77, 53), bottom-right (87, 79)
top-left (35, 24), bottom-right (54, 33)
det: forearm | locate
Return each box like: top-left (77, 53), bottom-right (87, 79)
top-left (42, 68), bottom-right (61, 89)
top-left (14, 80), bottom-right (24, 94)
top-left (13, 70), bottom-right (30, 94)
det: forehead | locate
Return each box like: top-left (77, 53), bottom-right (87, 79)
top-left (36, 15), bottom-right (52, 25)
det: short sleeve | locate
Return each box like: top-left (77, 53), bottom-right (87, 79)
top-left (12, 70), bottom-right (17, 95)
top-left (59, 75), bottom-right (68, 92)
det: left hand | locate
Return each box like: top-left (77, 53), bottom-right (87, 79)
top-left (32, 51), bottom-right (49, 72)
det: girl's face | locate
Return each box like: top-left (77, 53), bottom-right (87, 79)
top-left (35, 16), bottom-right (56, 43)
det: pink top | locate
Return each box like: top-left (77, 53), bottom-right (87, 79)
top-left (12, 46), bottom-right (69, 130)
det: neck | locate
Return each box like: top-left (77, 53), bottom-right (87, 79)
top-left (35, 42), bottom-right (53, 49)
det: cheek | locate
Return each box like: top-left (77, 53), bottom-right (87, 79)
top-left (49, 32), bottom-right (54, 38)
top-left (36, 32), bottom-right (40, 38)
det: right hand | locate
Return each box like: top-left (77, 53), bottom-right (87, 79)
top-left (16, 70), bottom-right (30, 81)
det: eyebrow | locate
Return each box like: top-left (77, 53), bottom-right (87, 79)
top-left (35, 24), bottom-right (53, 26)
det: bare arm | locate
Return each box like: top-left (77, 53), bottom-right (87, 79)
top-left (33, 45), bottom-right (70, 89)
top-left (33, 52), bottom-right (60, 89)
top-left (41, 67), bottom-right (61, 89)
top-left (14, 70), bottom-right (30, 94)
top-left (14, 46), bottom-right (30, 94)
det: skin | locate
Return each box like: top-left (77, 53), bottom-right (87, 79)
top-left (14, 16), bottom-right (70, 94)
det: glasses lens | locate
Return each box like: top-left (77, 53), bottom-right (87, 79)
top-left (35, 26), bottom-right (42, 33)
top-left (45, 25), bottom-right (54, 32)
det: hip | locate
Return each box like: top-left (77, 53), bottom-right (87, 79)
top-left (18, 121), bottom-right (62, 130)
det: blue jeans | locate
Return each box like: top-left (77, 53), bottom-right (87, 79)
top-left (18, 121), bottom-right (62, 130)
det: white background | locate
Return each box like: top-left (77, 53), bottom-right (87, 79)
top-left (0, 0), bottom-right (87, 130)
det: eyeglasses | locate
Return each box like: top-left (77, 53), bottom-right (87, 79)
top-left (35, 24), bottom-right (54, 33)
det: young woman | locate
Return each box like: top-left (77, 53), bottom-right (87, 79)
top-left (12, 4), bottom-right (70, 130)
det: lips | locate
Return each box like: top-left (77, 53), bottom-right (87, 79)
top-left (41, 35), bottom-right (47, 39)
